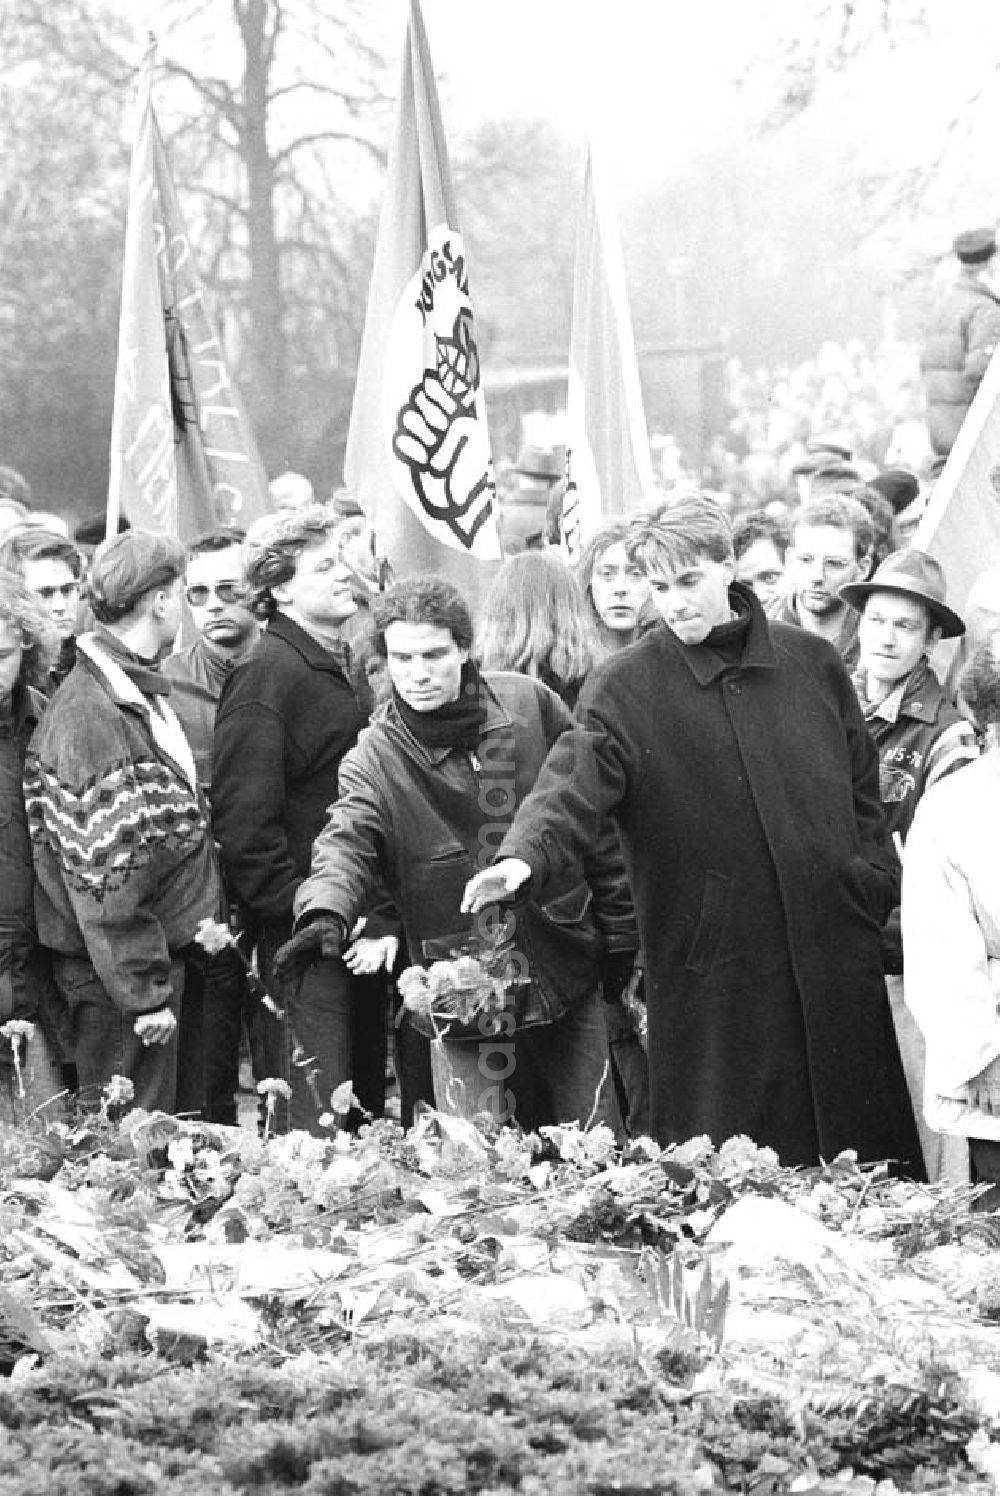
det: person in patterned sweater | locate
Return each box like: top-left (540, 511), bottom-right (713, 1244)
top-left (24, 532), bottom-right (221, 1112)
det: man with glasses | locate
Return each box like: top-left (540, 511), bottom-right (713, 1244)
top-left (0, 528), bottom-right (86, 689)
top-left (778, 494), bottom-right (874, 670)
top-left (163, 528), bottom-right (258, 1122)
top-left (163, 529), bottom-right (257, 790)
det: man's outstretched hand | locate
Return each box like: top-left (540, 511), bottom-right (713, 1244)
top-left (460, 858), bottom-right (532, 914)
top-left (273, 915), bottom-right (348, 985)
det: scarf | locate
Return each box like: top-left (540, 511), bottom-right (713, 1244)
top-left (90, 626), bottom-right (171, 697)
top-left (76, 632), bottom-right (198, 792)
top-left (393, 660), bottom-right (488, 751)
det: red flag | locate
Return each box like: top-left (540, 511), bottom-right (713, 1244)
top-left (345, 0), bottom-right (502, 601)
top-left (563, 144), bottom-right (654, 560)
top-left (108, 43), bottom-right (271, 541)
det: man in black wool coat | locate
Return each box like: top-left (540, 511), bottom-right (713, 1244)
top-left (463, 493), bottom-right (925, 1178)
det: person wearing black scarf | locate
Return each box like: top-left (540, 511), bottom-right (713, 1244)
top-left (277, 575), bottom-right (637, 1135)
top-left (391, 658), bottom-right (487, 752)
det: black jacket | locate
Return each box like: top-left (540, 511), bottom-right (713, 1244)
top-left (212, 613), bottom-right (365, 924)
top-left (294, 672), bottom-right (637, 1029)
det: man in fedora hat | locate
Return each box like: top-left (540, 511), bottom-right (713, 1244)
top-left (841, 548), bottom-right (979, 1180)
top-left (842, 549), bottom-right (978, 850)
top-left (921, 227), bottom-right (1000, 456)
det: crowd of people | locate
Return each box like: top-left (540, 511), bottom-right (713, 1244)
top-left (2, 236), bottom-right (1000, 1193)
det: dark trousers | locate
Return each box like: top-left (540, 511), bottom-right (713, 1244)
top-left (257, 921), bottom-right (387, 1136)
top-left (52, 953), bottom-right (183, 1114)
top-left (175, 944), bottom-right (249, 1125)
top-left (395, 1011), bottom-right (435, 1128)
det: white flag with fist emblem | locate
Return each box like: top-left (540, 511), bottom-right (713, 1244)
top-left (346, 0), bottom-right (502, 596)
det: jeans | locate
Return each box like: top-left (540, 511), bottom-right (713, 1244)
top-left (431, 984), bottom-right (622, 1135)
top-left (52, 953), bottom-right (183, 1113)
top-left (257, 921), bottom-right (387, 1136)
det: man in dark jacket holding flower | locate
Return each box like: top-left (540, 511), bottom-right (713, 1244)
top-left (278, 576), bottom-right (636, 1133)
top-left (464, 496), bottom-right (924, 1175)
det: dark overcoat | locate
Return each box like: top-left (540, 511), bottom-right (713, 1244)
top-left (500, 583), bottom-right (924, 1174)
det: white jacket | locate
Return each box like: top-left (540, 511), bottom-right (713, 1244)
top-left (902, 751), bottom-right (1000, 1137)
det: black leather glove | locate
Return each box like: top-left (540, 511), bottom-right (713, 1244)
top-left (273, 914), bottom-right (348, 985)
top-left (600, 949), bottom-right (638, 1005)
top-left (880, 908), bottom-right (903, 976)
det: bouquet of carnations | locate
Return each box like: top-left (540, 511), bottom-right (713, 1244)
top-left (397, 946), bottom-right (517, 1041)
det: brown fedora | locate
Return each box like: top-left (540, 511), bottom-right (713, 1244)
top-left (839, 548), bottom-right (965, 638)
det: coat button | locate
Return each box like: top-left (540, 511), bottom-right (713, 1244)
top-left (727, 680), bottom-right (742, 694)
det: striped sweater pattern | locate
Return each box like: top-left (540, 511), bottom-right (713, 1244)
top-left (25, 754), bottom-right (208, 903)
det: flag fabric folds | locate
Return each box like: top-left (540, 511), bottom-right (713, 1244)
top-left (562, 144), bottom-right (654, 560)
top-left (345, 0), bottom-right (502, 599)
top-left (914, 349), bottom-right (1000, 624)
top-left (108, 44), bottom-right (270, 542)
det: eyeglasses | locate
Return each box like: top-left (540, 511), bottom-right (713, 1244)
top-left (185, 581), bottom-right (250, 607)
top-left (35, 581), bottom-right (80, 602)
top-left (789, 553), bottom-right (856, 577)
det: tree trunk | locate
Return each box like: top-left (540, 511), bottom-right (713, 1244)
top-left (239, 0), bottom-right (288, 474)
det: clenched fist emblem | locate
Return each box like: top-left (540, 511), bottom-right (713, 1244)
top-left (392, 310), bottom-right (496, 550)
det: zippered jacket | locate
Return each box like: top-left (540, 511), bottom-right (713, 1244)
top-left (24, 635), bottom-right (220, 1015)
top-left (294, 672), bottom-right (638, 1029)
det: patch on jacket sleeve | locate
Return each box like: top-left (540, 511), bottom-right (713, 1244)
top-left (24, 755), bottom-right (208, 900)
top-left (879, 762), bottom-right (916, 805)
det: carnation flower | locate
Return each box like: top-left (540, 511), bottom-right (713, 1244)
top-left (257, 1077), bottom-right (292, 1141)
top-left (194, 917), bottom-right (235, 955)
top-left (103, 1075), bottom-right (135, 1108)
top-left (0, 1019), bottom-right (35, 1099)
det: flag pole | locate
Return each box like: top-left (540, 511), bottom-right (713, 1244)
top-left (105, 34), bottom-right (157, 545)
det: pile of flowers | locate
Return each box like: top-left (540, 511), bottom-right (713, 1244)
top-left (2, 1086), bottom-right (1000, 1489)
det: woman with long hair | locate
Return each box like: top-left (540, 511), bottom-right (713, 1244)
top-left (477, 550), bottom-right (604, 709)
top-left (574, 518), bottom-right (654, 651)
top-left (478, 550), bottom-right (650, 1135)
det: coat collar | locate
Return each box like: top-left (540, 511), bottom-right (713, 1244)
top-left (666, 581), bottom-right (778, 686)
top-left (853, 655), bottom-right (945, 726)
top-left (267, 610), bottom-right (351, 677)
top-left (378, 674), bottom-right (512, 766)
